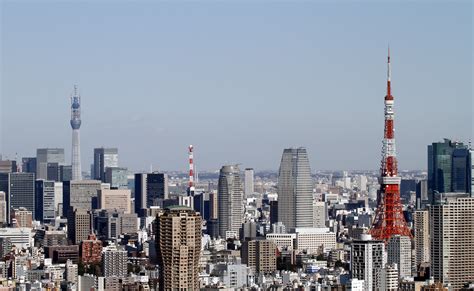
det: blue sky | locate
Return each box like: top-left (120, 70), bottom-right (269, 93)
top-left (0, 1), bottom-right (472, 171)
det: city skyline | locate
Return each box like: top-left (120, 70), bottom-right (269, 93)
top-left (1, 2), bottom-right (472, 171)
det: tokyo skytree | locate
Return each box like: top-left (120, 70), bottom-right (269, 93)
top-left (70, 85), bottom-right (82, 180)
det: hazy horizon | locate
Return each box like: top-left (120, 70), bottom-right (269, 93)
top-left (1, 1), bottom-right (472, 172)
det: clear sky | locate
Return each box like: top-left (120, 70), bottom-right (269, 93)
top-left (0, 1), bottom-right (472, 172)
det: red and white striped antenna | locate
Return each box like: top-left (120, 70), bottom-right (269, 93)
top-left (188, 145), bottom-right (195, 195)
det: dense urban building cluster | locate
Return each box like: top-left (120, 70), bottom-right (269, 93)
top-left (0, 56), bottom-right (472, 291)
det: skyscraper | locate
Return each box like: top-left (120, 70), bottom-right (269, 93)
top-left (428, 139), bottom-right (470, 198)
top-left (430, 196), bottom-right (474, 290)
top-left (21, 158), bottom-right (36, 174)
top-left (350, 234), bottom-right (385, 291)
top-left (70, 86), bottom-right (82, 181)
top-left (35, 180), bottom-right (56, 223)
top-left (134, 173), bottom-right (168, 215)
top-left (277, 147), bottom-right (313, 229)
top-left (67, 208), bottom-right (92, 245)
top-left (217, 165), bottom-right (243, 239)
top-left (387, 235), bottom-right (412, 279)
top-left (244, 168), bottom-right (254, 197)
top-left (104, 167), bottom-right (128, 189)
top-left (36, 148), bottom-right (65, 180)
top-left (93, 148), bottom-right (118, 181)
top-left (413, 210), bottom-right (430, 268)
top-left (2, 173), bottom-right (36, 219)
top-left (63, 180), bottom-right (109, 216)
top-left (156, 206), bottom-right (201, 291)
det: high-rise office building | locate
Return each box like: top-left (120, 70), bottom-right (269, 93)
top-left (156, 206), bottom-right (201, 291)
top-left (59, 165), bottom-right (72, 182)
top-left (36, 148), bottom-right (65, 180)
top-left (217, 165), bottom-right (243, 239)
top-left (98, 189), bottom-right (131, 214)
top-left (0, 192), bottom-right (6, 225)
top-left (134, 173), bottom-right (168, 215)
top-left (244, 168), bottom-right (254, 197)
top-left (430, 196), bottom-right (474, 290)
top-left (93, 148), bottom-right (118, 181)
top-left (413, 210), bottom-right (430, 268)
top-left (104, 167), bottom-right (128, 189)
top-left (46, 162), bottom-right (60, 182)
top-left (63, 180), bottom-right (109, 216)
top-left (21, 158), bottom-right (36, 174)
top-left (277, 147), bottom-right (313, 229)
top-left (102, 244), bottom-right (127, 277)
top-left (94, 209), bottom-right (138, 240)
top-left (416, 179), bottom-right (429, 209)
top-left (428, 139), bottom-right (470, 198)
top-left (35, 180), bottom-right (56, 223)
top-left (3, 173), bottom-right (36, 219)
top-left (350, 234), bottom-right (385, 291)
top-left (387, 235), bottom-right (412, 279)
top-left (54, 182), bottom-right (63, 217)
top-left (67, 208), bottom-right (91, 245)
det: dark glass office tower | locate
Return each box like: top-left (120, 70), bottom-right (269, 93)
top-left (134, 173), bottom-right (168, 215)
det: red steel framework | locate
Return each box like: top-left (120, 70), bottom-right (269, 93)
top-left (369, 49), bottom-right (412, 242)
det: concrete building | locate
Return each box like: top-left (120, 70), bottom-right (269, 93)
top-left (387, 235), bottom-right (412, 279)
top-left (0, 192), bottom-right (6, 225)
top-left (98, 189), bottom-right (131, 214)
top-left (104, 167), bottom-right (128, 189)
top-left (210, 262), bottom-right (253, 289)
top-left (36, 148), bottom-right (65, 180)
top-left (134, 172), bottom-right (168, 214)
top-left (0, 172), bottom-right (35, 220)
top-left (102, 244), bottom-right (127, 277)
top-left (350, 234), bottom-right (385, 291)
top-left (294, 227), bottom-right (336, 253)
top-left (278, 148), bottom-right (313, 229)
top-left (0, 228), bottom-right (33, 249)
top-left (378, 264), bottom-right (399, 291)
top-left (11, 208), bottom-right (32, 228)
top-left (430, 196), bottom-right (474, 290)
top-left (93, 148), bottom-right (119, 181)
top-left (266, 233), bottom-right (295, 251)
top-left (241, 239), bottom-right (277, 274)
top-left (35, 180), bottom-right (56, 223)
top-left (63, 180), bottom-right (109, 216)
top-left (156, 206), bottom-right (201, 291)
top-left (313, 201), bottom-right (327, 228)
top-left (81, 234), bottom-right (103, 264)
top-left (414, 210), bottom-right (430, 268)
top-left (54, 182), bottom-right (63, 217)
top-left (217, 165), bottom-right (243, 239)
top-left (67, 208), bottom-right (91, 245)
top-left (244, 168), bottom-right (254, 197)
top-left (94, 209), bottom-right (138, 240)
top-left (66, 259), bottom-right (78, 283)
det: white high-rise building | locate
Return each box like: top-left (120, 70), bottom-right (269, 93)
top-left (313, 201), bottom-right (327, 228)
top-left (102, 244), bottom-right (127, 277)
top-left (217, 165), bottom-right (243, 238)
top-left (430, 196), bottom-right (474, 290)
top-left (387, 235), bottom-right (412, 279)
top-left (356, 175), bottom-right (368, 192)
top-left (378, 264), bottom-right (399, 291)
top-left (350, 234), bottom-right (385, 291)
top-left (244, 168), bottom-right (254, 197)
top-left (278, 148), bottom-right (313, 229)
top-left (413, 210), bottom-right (430, 268)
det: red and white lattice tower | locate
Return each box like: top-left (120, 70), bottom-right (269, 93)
top-left (369, 49), bottom-right (412, 242)
top-left (188, 145), bottom-right (195, 195)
